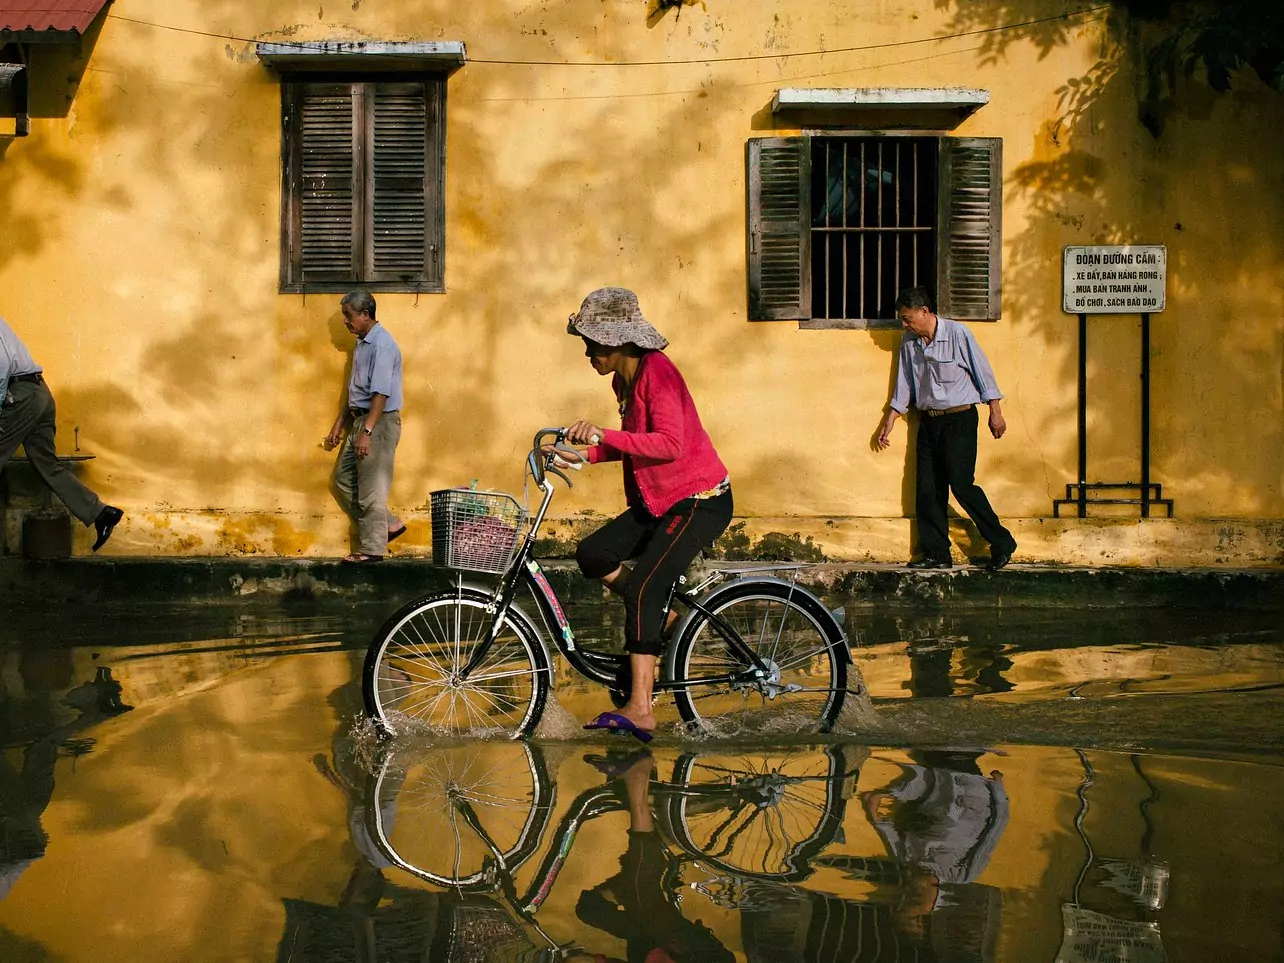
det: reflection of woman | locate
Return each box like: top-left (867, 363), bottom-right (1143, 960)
top-left (574, 750), bottom-right (735, 963)
top-left (559, 288), bottom-right (733, 741)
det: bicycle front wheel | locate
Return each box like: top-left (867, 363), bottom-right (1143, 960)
top-left (667, 580), bottom-right (847, 735)
top-left (366, 741), bottom-right (554, 889)
top-left (362, 590), bottom-right (551, 738)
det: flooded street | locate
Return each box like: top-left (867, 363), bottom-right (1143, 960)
top-left (2, 597), bottom-right (1282, 962)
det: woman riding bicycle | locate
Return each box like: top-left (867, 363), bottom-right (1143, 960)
top-left (555, 287), bottom-right (734, 742)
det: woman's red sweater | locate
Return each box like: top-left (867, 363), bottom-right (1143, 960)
top-left (586, 351), bottom-right (728, 517)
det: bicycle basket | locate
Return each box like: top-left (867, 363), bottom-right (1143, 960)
top-left (430, 488), bottom-right (527, 574)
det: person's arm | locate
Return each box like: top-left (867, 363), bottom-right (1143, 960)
top-left (958, 327), bottom-right (1006, 439)
top-left (876, 409), bottom-right (901, 450)
top-left (876, 341), bottom-right (912, 450)
top-left (0, 334), bottom-right (13, 403)
top-left (586, 440), bottom-right (622, 464)
top-left (597, 363), bottom-right (686, 462)
top-left (354, 393), bottom-right (388, 459)
top-left (326, 408), bottom-right (349, 448)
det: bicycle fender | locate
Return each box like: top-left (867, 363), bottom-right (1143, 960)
top-left (673, 575), bottom-right (852, 664)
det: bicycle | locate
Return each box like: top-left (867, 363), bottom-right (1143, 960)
top-left (362, 427), bottom-right (856, 738)
top-left (362, 741), bottom-right (863, 955)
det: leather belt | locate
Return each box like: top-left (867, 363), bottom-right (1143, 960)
top-left (922, 404), bottom-right (972, 417)
top-left (349, 407), bottom-right (369, 417)
top-left (11, 372), bottom-right (43, 384)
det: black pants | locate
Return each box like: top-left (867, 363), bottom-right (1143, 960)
top-left (576, 490), bottom-right (733, 656)
top-left (915, 407), bottom-right (1014, 561)
top-left (575, 829), bottom-right (735, 963)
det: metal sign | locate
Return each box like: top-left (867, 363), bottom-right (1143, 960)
top-left (1055, 905), bottom-right (1166, 963)
top-left (1063, 245), bottom-right (1166, 314)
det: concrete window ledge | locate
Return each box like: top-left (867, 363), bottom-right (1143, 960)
top-left (772, 86), bottom-right (989, 130)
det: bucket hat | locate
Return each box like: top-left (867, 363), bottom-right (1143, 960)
top-left (567, 287), bottom-right (668, 351)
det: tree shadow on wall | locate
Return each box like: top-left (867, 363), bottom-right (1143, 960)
top-left (0, 17), bottom-right (111, 274)
top-left (646, 0), bottom-right (705, 30)
top-left (29, 0), bottom-right (794, 548)
top-left (937, 0), bottom-right (1284, 513)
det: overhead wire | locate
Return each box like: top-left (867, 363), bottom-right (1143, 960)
top-left (104, 6), bottom-right (1109, 68)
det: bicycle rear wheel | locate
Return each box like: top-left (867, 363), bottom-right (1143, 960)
top-left (667, 579), bottom-right (847, 735)
top-left (363, 589), bottom-right (551, 738)
top-left (664, 746), bottom-right (850, 882)
top-left (365, 742), bottom-right (554, 888)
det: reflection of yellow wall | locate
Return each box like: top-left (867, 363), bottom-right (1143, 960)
top-left (1, 1), bottom-right (1280, 565)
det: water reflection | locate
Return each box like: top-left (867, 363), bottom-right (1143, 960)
top-left (0, 601), bottom-right (1282, 961)
top-left (348, 741), bottom-right (1014, 961)
top-left (0, 650), bottom-right (132, 902)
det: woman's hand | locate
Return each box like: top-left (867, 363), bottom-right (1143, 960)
top-left (565, 420), bottom-right (605, 446)
top-left (540, 444), bottom-right (587, 469)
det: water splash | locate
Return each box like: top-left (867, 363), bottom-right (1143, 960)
top-left (531, 689), bottom-right (583, 740)
top-left (831, 665), bottom-right (883, 736)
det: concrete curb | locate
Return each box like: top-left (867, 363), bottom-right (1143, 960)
top-left (1, 557), bottom-right (1280, 610)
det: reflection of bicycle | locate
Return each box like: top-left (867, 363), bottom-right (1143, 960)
top-left (364, 742), bottom-right (861, 954)
top-left (363, 427), bottom-right (856, 737)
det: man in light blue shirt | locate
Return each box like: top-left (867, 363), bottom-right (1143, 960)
top-left (1, 316), bottom-right (123, 551)
top-left (876, 288), bottom-right (1016, 570)
top-left (325, 291), bottom-right (404, 563)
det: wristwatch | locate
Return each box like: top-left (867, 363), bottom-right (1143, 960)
top-left (362, 426), bottom-right (373, 435)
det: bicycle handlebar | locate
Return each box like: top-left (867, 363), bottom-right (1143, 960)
top-left (529, 427), bottom-right (595, 489)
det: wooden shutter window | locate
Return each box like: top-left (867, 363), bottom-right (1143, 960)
top-left (746, 137), bottom-right (812, 321)
top-left (368, 82), bottom-right (430, 281)
top-left (936, 137), bottom-right (1002, 321)
top-left (298, 84), bottom-right (358, 282)
top-left (281, 77), bottom-right (445, 293)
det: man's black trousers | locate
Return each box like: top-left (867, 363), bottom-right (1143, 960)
top-left (914, 405), bottom-right (1014, 562)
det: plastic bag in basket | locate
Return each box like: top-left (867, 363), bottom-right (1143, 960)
top-left (452, 514), bottom-right (519, 562)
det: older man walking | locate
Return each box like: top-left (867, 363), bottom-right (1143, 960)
top-left (875, 287), bottom-right (1017, 570)
top-left (325, 291), bottom-right (405, 564)
top-left (1, 316), bottom-right (123, 551)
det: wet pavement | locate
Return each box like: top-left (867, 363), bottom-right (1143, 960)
top-left (2, 595), bottom-right (1283, 962)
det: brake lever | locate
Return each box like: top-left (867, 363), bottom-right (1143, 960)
top-left (547, 463), bottom-right (574, 488)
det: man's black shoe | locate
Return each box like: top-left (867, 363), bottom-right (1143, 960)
top-left (987, 547), bottom-right (1016, 571)
top-left (907, 558), bottom-right (952, 569)
top-left (92, 505), bottom-right (123, 552)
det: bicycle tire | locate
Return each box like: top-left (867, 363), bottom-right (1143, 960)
top-left (664, 746), bottom-right (849, 882)
top-left (667, 579), bottom-right (847, 735)
top-left (364, 741), bottom-right (555, 889)
top-left (362, 589), bottom-right (551, 738)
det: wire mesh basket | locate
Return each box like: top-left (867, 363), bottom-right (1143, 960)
top-left (430, 487), bottom-right (527, 574)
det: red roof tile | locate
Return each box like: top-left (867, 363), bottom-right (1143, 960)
top-left (0, 1), bottom-right (111, 35)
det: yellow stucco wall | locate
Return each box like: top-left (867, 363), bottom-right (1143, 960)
top-left (1, 0), bottom-right (1281, 564)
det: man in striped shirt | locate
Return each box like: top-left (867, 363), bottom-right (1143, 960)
top-left (876, 287), bottom-right (1017, 571)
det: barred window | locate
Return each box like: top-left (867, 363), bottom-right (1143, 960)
top-left (747, 135), bottom-right (1002, 325)
top-left (280, 77), bottom-right (445, 293)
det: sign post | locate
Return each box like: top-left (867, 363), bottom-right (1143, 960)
top-left (1054, 245), bottom-right (1174, 519)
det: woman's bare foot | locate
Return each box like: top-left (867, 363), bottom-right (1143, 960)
top-left (615, 701), bottom-right (656, 732)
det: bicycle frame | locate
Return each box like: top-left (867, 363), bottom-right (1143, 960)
top-left (458, 428), bottom-right (792, 691)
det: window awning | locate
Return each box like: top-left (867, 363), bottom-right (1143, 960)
top-left (0, 0), bottom-right (112, 43)
top-left (772, 87), bottom-right (989, 130)
top-left (0, 61), bottom-right (28, 135)
top-left (256, 40), bottom-right (466, 75)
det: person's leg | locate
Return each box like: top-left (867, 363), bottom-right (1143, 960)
top-left (354, 413), bottom-right (401, 557)
top-left (914, 417), bottom-right (953, 562)
top-left (941, 407), bottom-right (1015, 555)
top-left (332, 428), bottom-right (359, 522)
top-left (20, 384), bottom-right (106, 525)
top-left (0, 380), bottom-right (44, 472)
top-left (615, 492), bottom-right (734, 730)
top-left (575, 504), bottom-right (652, 584)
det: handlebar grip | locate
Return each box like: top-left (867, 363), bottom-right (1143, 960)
top-left (589, 434), bottom-right (600, 445)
